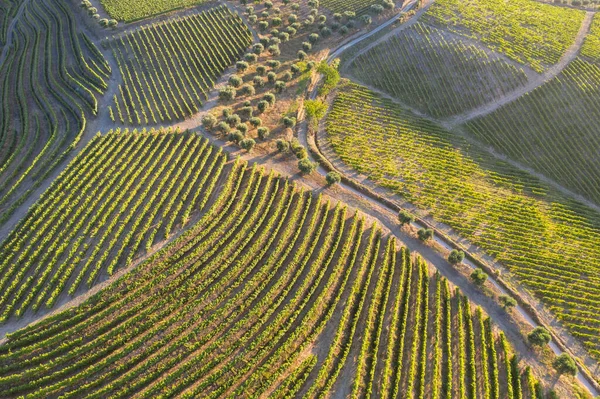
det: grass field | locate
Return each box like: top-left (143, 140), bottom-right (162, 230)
top-left (422, 0), bottom-right (585, 72)
top-left (0, 157), bottom-right (545, 398)
top-left (99, 0), bottom-right (209, 22)
top-left (0, 0), bottom-right (110, 226)
top-left (326, 82), bottom-right (600, 360)
top-left (464, 57), bottom-right (600, 205)
top-left (0, 129), bottom-right (227, 322)
top-left (347, 22), bottom-right (529, 118)
top-left (109, 4), bottom-right (252, 125)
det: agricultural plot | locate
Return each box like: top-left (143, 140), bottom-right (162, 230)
top-left (109, 5), bottom-right (252, 125)
top-left (464, 57), bottom-right (600, 205)
top-left (422, 0), bottom-right (585, 72)
top-left (581, 14), bottom-right (600, 62)
top-left (0, 159), bottom-right (544, 398)
top-left (0, 129), bottom-right (227, 322)
top-left (0, 0), bottom-right (19, 46)
top-left (326, 82), bottom-right (600, 360)
top-left (320, 0), bottom-right (381, 15)
top-left (99, 0), bottom-right (209, 22)
top-left (0, 0), bottom-right (110, 225)
top-left (347, 22), bottom-right (529, 118)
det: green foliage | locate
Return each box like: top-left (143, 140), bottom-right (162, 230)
top-left (100, 0), bottom-right (211, 22)
top-left (276, 139), bottom-right (290, 152)
top-left (553, 354), bottom-right (577, 376)
top-left (317, 61), bottom-right (340, 96)
top-left (447, 249), bottom-right (464, 265)
top-left (202, 114), bottom-right (217, 129)
top-left (417, 228), bottom-right (434, 241)
top-left (305, 99), bottom-right (328, 120)
top-left (326, 172), bottom-right (341, 186)
top-left (298, 158), bottom-right (318, 174)
top-left (528, 327), bottom-right (551, 347)
top-left (499, 295), bottom-right (517, 309)
top-left (397, 210), bottom-right (415, 226)
top-left (470, 268), bottom-right (487, 286)
top-left (240, 138), bottom-right (256, 152)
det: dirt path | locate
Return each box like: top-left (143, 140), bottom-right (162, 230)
top-left (444, 11), bottom-right (595, 127)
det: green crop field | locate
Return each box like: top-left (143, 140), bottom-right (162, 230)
top-left (0, 130), bottom-right (226, 322)
top-left (0, 0), bottom-right (110, 226)
top-left (320, 0), bottom-right (382, 14)
top-left (0, 157), bottom-right (544, 398)
top-left (326, 82), bottom-right (600, 360)
top-left (99, 0), bottom-right (209, 22)
top-left (347, 22), bottom-right (529, 118)
top-left (109, 5), bottom-right (252, 125)
top-left (422, 0), bottom-right (585, 72)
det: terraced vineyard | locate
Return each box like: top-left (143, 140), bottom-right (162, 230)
top-left (109, 5), bottom-right (252, 125)
top-left (100, 0), bottom-right (209, 22)
top-left (0, 0), bottom-right (110, 225)
top-left (0, 0), bottom-right (19, 46)
top-left (422, 0), bottom-right (585, 72)
top-left (325, 82), bottom-right (600, 360)
top-left (0, 129), bottom-right (227, 322)
top-left (0, 158), bottom-right (546, 398)
top-left (347, 22), bottom-right (529, 118)
top-left (464, 57), bottom-right (600, 205)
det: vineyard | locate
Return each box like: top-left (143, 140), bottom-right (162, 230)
top-left (0, 0), bottom-right (19, 46)
top-left (422, 0), bottom-right (585, 72)
top-left (0, 129), bottom-right (227, 322)
top-left (0, 158), bottom-right (546, 398)
top-left (320, 0), bottom-right (383, 14)
top-left (325, 82), bottom-right (600, 360)
top-left (99, 0), bottom-right (209, 22)
top-left (108, 5), bottom-right (252, 125)
top-left (464, 57), bottom-right (600, 205)
top-left (0, 0), bottom-right (110, 226)
top-left (347, 22), bottom-right (530, 118)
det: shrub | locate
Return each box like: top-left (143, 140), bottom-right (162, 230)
top-left (88, 7), bottom-right (98, 15)
top-left (222, 107), bottom-right (233, 117)
top-left (99, 18), bottom-right (109, 27)
top-left (267, 72), bottom-right (277, 83)
top-left (283, 116), bottom-right (296, 128)
top-left (291, 3), bottom-right (300, 10)
top-left (333, 13), bottom-right (342, 21)
top-left (265, 1), bottom-right (273, 9)
top-left (288, 14), bottom-right (298, 23)
top-left (279, 32), bottom-right (290, 42)
top-left (263, 92), bottom-right (276, 105)
top-left (397, 210), bottom-right (415, 225)
top-left (275, 81), bottom-right (286, 93)
top-left (326, 172), bottom-right (341, 186)
top-left (361, 15), bottom-right (372, 25)
top-left (276, 139), bottom-right (289, 152)
top-left (417, 228), bottom-right (434, 241)
top-left (258, 127), bottom-right (270, 139)
top-left (253, 43), bottom-right (264, 55)
top-left (553, 354), bottom-right (577, 376)
top-left (331, 22), bottom-right (340, 31)
top-left (340, 25), bottom-right (349, 35)
top-left (219, 86), bottom-right (236, 101)
top-left (448, 249), bottom-right (465, 265)
top-left (236, 123), bottom-right (249, 134)
top-left (371, 4), bottom-right (384, 13)
top-left (249, 117), bottom-right (262, 127)
top-left (316, 61), bottom-right (340, 96)
top-left (267, 60), bottom-right (281, 69)
top-left (383, 0), bottom-right (395, 9)
top-left (286, 26), bottom-right (297, 36)
top-left (217, 121), bottom-right (231, 134)
top-left (344, 11), bottom-right (356, 20)
top-left (228, 130), bottom-right (244, 143)
top-left (305, 99), bottom-right (327, 121)
top-left (272, 17), bottom-right (282, 27)
top-left (256, 65), bottom-right (267, 76)
top-left (253, 76), bottom-right (265, 88)
top-left (245, 53), bottom-right (258, 63)
top-left (248, 15), bottom-right (258, 24)
top-left (291, 64), bottom-right (301, 75)
top-left (302, 41), bottom-right (312, 52)
top-left (246, 6), bottom-right (254, 14)
top-left (320, 26), bottom-right (331, 37)
top-left (318, 15), bottom-right (327, 23)
top-left (308, 33), bottom-right (320, 44)
top-left (226, 114), bottom-right (241, 126)
top-left (261, 11), bottom-right (269, 18)
top-left (307, 61), bottom-right (316, 70)
top-left (229, 75), bottom-right (243, 88)
top-left (259, 21), bottom-right (269, 31)
top-left (257, 100), bottom-right (270, 113)
top-left (240, 138), bottom-right (256, 152)
top-left (237, 61), bottom-right (250, 72)
top-left (201, 114), bottom-right (217, 129)
top-left (282, 71), bottom-right (293, 81)
top-left (295, 147), bottom-right (308, 159)
top-left (108, 19), bottom-right (118, 28)
top-left (304, 16), bottom-right (315, 26)
top-left (240, 106), bottom-right (254, 118)
top-left (499, 295), bottom-right (517, 310)
top-left (528, 327), bottom-right (551, 347)
top-left (297, 50), bottom-right (308, 61)
top-left (298, 158), bottom-right (317, 174)
top-left (240, 84), bottom-right (255, 96)
top-left (268, 45), bottom-right (281, 56)
top-left (310, 8), bottom-right (318, 16)
top-left (470, 268), bottom-right (487, 286)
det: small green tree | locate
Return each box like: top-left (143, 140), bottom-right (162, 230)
top-left (298, 158), bottom-right (317, 174)
top-left (528, 327), bottom-right (551, 347)
top-left (257, 100), bottom-right (269, 113)
top-left (448, 249), bottom-right (465, 265)
top-left (240, 138), bottom-right (256, 152)
top-left (257, 126), bottom-right (270, 140)
top-left (470, 268), bottom-right (487, 286)
top-left (229, 75), bottom-right (243, 88)
top-left (249, 117), bottom-right (262, 127)
top-left (263, 93), bottom-right (276, 106)
top-left (236, 61), bottom-right (249, 72)
top-left (397, 210), bottom-right (414, 226)
top-left (553, 354), bottom-right (577, 377)
top-left (228, 130), bottom-right (244, 143)
top-left (276, 139), bottom-right (289, 152)
top-left (326, 172), bottom-right (341, 186)
top-left (219, 86), bottom-right (236, 101)
top-left (417, 228), bottom-right (433, 241)
top-left (283, 116), bottom-right (297, 128)
top-left (201, 114), bottom-right (217, 129)
top-left (499, 295), bottom-right (517, 309)
top-left (304, 99), bottom-right (327, 120)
